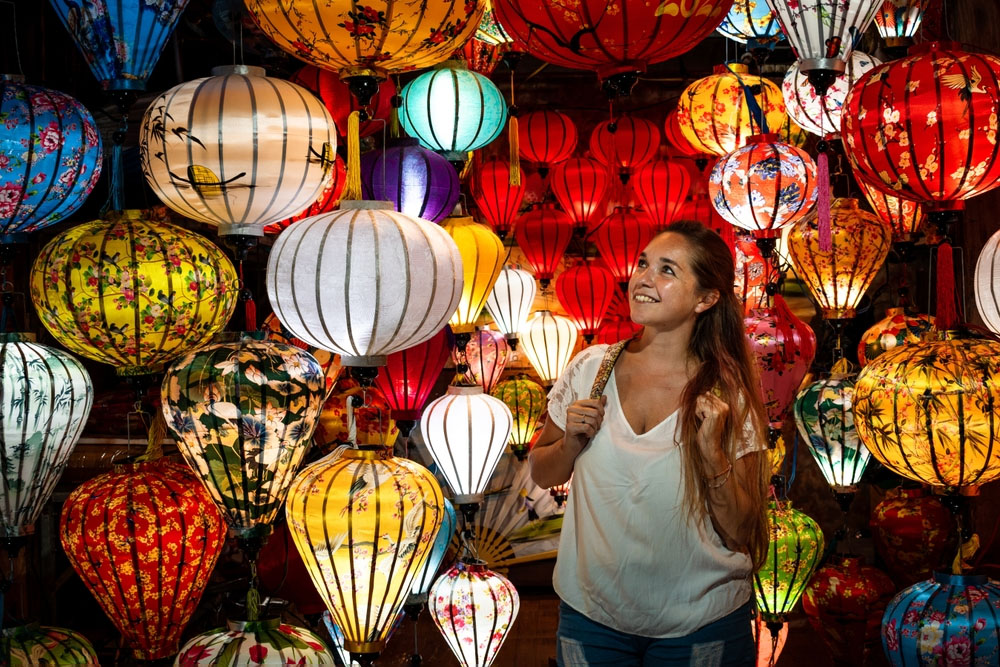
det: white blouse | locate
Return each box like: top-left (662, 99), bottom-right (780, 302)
top-left (547, 344), bottom-right (757, 638)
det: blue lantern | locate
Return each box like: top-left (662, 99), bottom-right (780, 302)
top-left (716, 0), bottom-right (784, 48)
top-left (361, 139), bottom-right (461, 223)
top-left (49, 0), bottom-right (191, 91)
top-left (399, 61), bottom-right (507, 163)
top-left (0, 77), bottom-right (102, 242)
top-left (408, 498), bottom-right (457, 604)
top-left (882, 571), bottom-right (1000, 665)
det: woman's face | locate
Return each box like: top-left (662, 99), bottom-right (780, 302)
top-left (628, 232), bottom-right (717, 329)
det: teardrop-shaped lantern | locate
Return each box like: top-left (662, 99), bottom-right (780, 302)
top-left (517, 110), bottom-right (577, 176)
top-left (632, 159), bottom-right (691, 232)
top-left (361, 140), bottom-right (461, 223)
top-left (492, 377), bottom-right (547, 461)
top-left (857, 307), bottom-right (934, 367)
top-left (456, 329), bottom-right (510, 393)
top-left (551, 158), bottom-right (611, 235)
top-left (593, 207), bottom-right (656, 288)
top-left (472, 158), bottom-right (525, 239)
top-left (589, 116), bottom-right (660, 183)
top-left (514, 205), bottom-right (574, 287)
top-left (555, 263), bottom-right (616, 343)
top-left (521, 311), bottom-right (578, 386)
top-left (176, 619), bottom-right (336, 665)
top-left (442, 216), bottom-right (505, 336)
top-left (595, 318), bottom-right (642, 346)
top-left (856, 177), bottom-right (925, 244)
top-left (782, 52), bottom-right (881, 137)
top-left (1, 624), bottom-right (98, 665)
top-left (408, 498), bottom-right (457, 605)
top-left (374, 327), bottom-right (451, 433)
top-left (485, 267), bottom-right (537, 349)
top-left (755, 500), bottom-right (825, 624)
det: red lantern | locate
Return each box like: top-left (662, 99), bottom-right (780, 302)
top-left (290, 65), bottom-right (394, 139)
top-left (593, 207), bottom-right (655, 289)
top-left (472, 157), bottom-right (526, 239)
top-left (842, 42), bottom-right (1000, 214)
top-left (596, 318), bottom-right (642, 345)
top-left (514, 204), bottom-right (574, 287)
top-left (735, 235), bottom-right (768, 314)
top-left (459, 37), bottom-right (504, 76)
top-left (681, 195), bottom-right (735, 249)
top-left (664, 108), bottom-right (704, 160)
top-left (555, 262), bottom-right (616, 343)
top-left (59, 460), bottom-right (225, 661)
top-left (454, 328), bottom-right (510, 392)
top-left (374, 327), bottom-right (451, 434)
top-left (518, 110), bottom-right (578, 176)
top-left (870, 486), bottom-right (958, 588)
top-left (551, 157), bottom-right (611, 234)
top-left (632, 159), bottom-right (691, 231)
top-left (263, 155), bottom-right (348, 234)
top-left (589, 116), bottom-right (660, 183)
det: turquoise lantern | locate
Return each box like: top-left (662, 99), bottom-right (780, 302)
top-left (407, 498), bottom-right (458, 607)
top-left (399, 61), bottom-right (507, 165)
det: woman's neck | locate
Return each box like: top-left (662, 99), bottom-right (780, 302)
top-left (628, 326), bottom-right (698, 376)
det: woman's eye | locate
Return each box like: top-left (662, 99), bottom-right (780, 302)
top-left (662, 266), bottom-right (673, 275)
top-left (637, 259), bottom-right (647, 268)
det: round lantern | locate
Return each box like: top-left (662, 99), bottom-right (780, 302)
top-left (420, 385), bottom-right (513, 505)
top-left (854, 333), bottom-right (1000, 488)
top-left (514, 204), bottom-right (574, 287)
top-left (460, 36), bottom-right (504, 77)
top-left (430, 560), bottom-right (519, 667)
top-left (361, 140), bottom-right (460, 223)
top-left (472, 158), bottom-right (525, 239)
top-left (0, 335), bottom-right (92, 541)
top-left (589, 116), bottom-right (660, 183)
top-left (871, 486), bottom-right (957, 588)
top-left (858, 307), bottom-right (935, 367)
top-left (261, 313), bottom-right (343, 397)
top-left (593, 208), bottom-right (656, 288)
top-left (676, 64), bottom-right (787, 157)
top-left (399, 62), bottom-right (507, 163)
top-left (754, 501), bottom-right (825, 624)
top-left (290, 65), bottom-right (395, 140)
top-left (374, 327), bottom-right (451, 433)
top-left (176, 619), bottom-right (334, 665)
top-left (1, 624), bottom-right (98, 666)
top-left (30, 209), bottom-right (238, 375)
top-left (162, 333), bottom-right (326, 542)
top-left (632, 159), bottom-right (691, 232)
top-left (787, 198), bottom-right (892, 320)
top-left (314, 377), bottom-right (399, 450)
top-left (442, 216), bottom-right (505, 336)
top-left (974, 227), bottom-right (1000, 336)
top-left (874, 0), bottom-right (930, 48)
top-left (782, 51), bottom-right (881, 137)
top-left (794, 367), bottom-right (871, 492)
top-left (857, 177), bottom-right (925, 244)
top-left (716, 0), bottom-right (783, 46)
top-left (521, 311), bottom-right (578, 386)
top-left (555, 263), bottom-right (616, 343)
top-left (550, 158), bottom-right (611, 234)
top-left (0, 78), bottom-right (102, 240)
top-left (139, 65), bottom-right (337, 237)
top-left (485, 267), bottom-right (537, 349)
top-left (409, 498), bottom-right (457, 605)
top-left (266, 201), bottom-right (463, 367)
top-left (285, 447), bottom-right (445, 662)
top-left (595, 318), bottom-right (642, 346)
top-left (263, 155), bottom-right (348, 235)
top-left (882, 572), bottom-right (1000, 666)
top-left (492, 377), bottom-right (547, 461)
top-left (802, 556), bottom-right (896, 667)
top-left (709, 134), bottom-right (818, 247)
top-left (456, 329), bottom-right (510, 393)
top-left (664, 108), bottom-right (704, 160)
top-left (517, 110), bottom-right (577, 176)
top-left (60, 460), bottom-right (226, 660)
top-left (842, 42), bottom-right (1000, 212)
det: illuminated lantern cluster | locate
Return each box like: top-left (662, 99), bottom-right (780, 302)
top-left (362, 140), bottom-right (460, 223)
top-left (551, 158), bottom-right (611, 234)
top-left (716, 0), bottom-right (783, 46)
top-left (177, 620), bottom-right (335, 665)
top-left (856, 178), bottom-right (925, 243)
top-left (857, 307), bottom-right (935, 367)
top-left (492, 377), bottom-right (547, 460)
top-left (632, 160), bottom-right (691, 231)
top-left (755, 501), bottom-right (824, 624)
top-left (60, 460), bottom-right (225, 660)
top-left (517, 110), bottom-right (577, 177)
top-left (782, 52), bottom-right (881, 138)
top-left (521, 311), bottom-right (578, 385)
top-left (485, 267), bottom-right (537, 349)
top-left (514, 205), bottom-right (574, 287)
top-left (456, 329), bottom-right (510, 393)
top-left (30, 209), bottom-right (238, 375)
top-left (589, 116), bottom-right (660, 183)
top-left (374, 327), bottom-right (451, 434)
top-left (556, 263), bottom-right (616, 343)
top-left (974, 228), bottom-right (1000, 336)
top-left (1, 624), bottom-right (98, 665)
top-left (870, 487), bottom-right (957, 587)
top-left (291, 65), bottom-right (395, 139)
top-left (472, 158), bottom-right (525, 239)
top-left (442, 216), bottom-right (505, 336)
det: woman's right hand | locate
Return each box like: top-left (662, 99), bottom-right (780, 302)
top-left (563, 396), bottom-right (607, 454)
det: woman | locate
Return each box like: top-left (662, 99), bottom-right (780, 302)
top-left (530, 221), bottom-right (770, 666)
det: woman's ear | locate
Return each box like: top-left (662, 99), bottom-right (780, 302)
top-left (694, 289), bottom-right (720, 314)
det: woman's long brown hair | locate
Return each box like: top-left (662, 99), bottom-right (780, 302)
top-left (660, 221), bottom-right (770, 571)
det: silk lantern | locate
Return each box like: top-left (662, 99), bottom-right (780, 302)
top-left (555, 263), bottom-right (616, 343)
top-left (430, 560), bottom-right (519, 667)
top-left (176, 619), bottom-right (335, 665)
top-left (460, 36), bottom-right (504, 77)
top-left (442, 216), bottom-right (505, 336)
top-left (517, 110), bottom-right (577, 177)
top-left (314, 378), bottom-right (399, 450)
top-left (735, 235), bottom-right (768, 314)
top-left (676, 64), bottom-right (787, 157)
top-left (261, 313), bottom-right (343, 397)
top-left (882, 572), bottom-right (1000, 667)
top-left (594, 208), bottom-right (656, 288)
top-left (456, 329), bottom-right (510, 392)
top-left (30, 209), bottom-right (238, 375)
top-left (857, 177), bottom-right (925, 244)
top-left (787, 198), bottom-right (891, 320)
top-left (290, 65), bottom-right (395, 140)
top-left (632, 159), bottom-right (691, 232)
top-left (974, 227), bottom-right (1000, 336)
top-left (551, 158), bottom-right (611, 235)
top-left (514, 204), bottom-right (574, 287)
top-left (263, 156), bottom-right (348, 235)
top-left (782, 52), bottom-right (881, 137)
top-left (399, 62), bottom-right (507, 164)
top-left (589, 116), bottom-right (660, 183)
top-left (751, 617), bottom-right (788, 667)
top-left (374, 327), bottom-right (451, 434)
top-left (492, 377), bottom-right (547, 460)
top-left (755, 501), bottom-right (825, 625)
top-left (266, 201), bottom-right (463, 368)
top-left (521, 311), bottom-right (578, 386)
top-left (871, 487), bottom-right (957, 587)
top-left (139, 65), bottom-right (337, 237)
top-left (361, 140), bottom-right (460, 223)
top-left (854, 332), bottom-right (1000, 488)
top-left (0, 335), bottom-right (92, 543)
top-left (60, 460), bottom-right (225, 660)
top-left (778, 115), bottom-right (810, 149)
top-left (857, 307), bottom-right (935, 367)
top-left (1, 624), bottom-right (98, 666)
top-left (409, 498), bottom-right (457, 605)
top-left (285, 447), bottom-right (445, 662)
top-left (472, 158), bottom-right (525, 239)
top-left (874, 0), bottom-right (931, 49)
top-left (0, 78), bottom-right (102, 240)
top-left (420, 385), bottom-right (513, 506)
top-left (716, 0), bottom-right (783, 46)
top-left (664, 108), bottom-right (705, 160)
top-left (485, 267), bottom-right (537, 349)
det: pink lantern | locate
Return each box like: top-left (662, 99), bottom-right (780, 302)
top-left (454, 329), bottom-right (511, 393)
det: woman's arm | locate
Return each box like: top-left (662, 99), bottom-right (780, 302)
top-left (528, 396), bottom-right (606, 489)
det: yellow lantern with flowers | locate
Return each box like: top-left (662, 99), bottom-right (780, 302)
top-left (442, 215), bottom-right (505, 337)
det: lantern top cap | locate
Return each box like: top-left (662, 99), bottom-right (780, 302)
top-left (211, 65), bottom-right (266, 77)
top-left (933, 570), bottom-right (988, 586)
top-left (714, 63), bottom-right (749, 75)
top-left (340, 200), bottom-right (395, 211)
top-left (0, 332), bottom-right (36, 344)
top-left (446, 384), bottom-right (485, 396)
top-left (458, 557), bottom-right (488, 572)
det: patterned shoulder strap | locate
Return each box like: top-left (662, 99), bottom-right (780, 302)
top-left (589, 340), bottom-right (629, 399)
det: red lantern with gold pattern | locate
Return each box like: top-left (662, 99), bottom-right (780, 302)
top-left (290, 65), bottom-right (395, 139)
top-left (870, 486), bottom-right (958, 588)
top-left (264, 156), bottom-right (348, 234)
top-left (472, 157), bottom-right (526, 239)
top-left (555, 262), bottom-right (616, 343)
top-left (632, 159), bottom-right (691, 232)
top-left (589, 116), bottom-right (661, 184)
top-left (59, 460), bottom-right (225, 661)
top-left (374, 327), bottom-right (451, 436)
top-left (551, 157), bottom-right (611, 234)
top-left (857, 177), bottom-right (925, 243)
top-left (593, 207), bottom-right (655, 289)
top-left (518, 110), bottom-right (578, 177)
top-left (515, 204), bottom-right (574, 287)
top-left (459, 37), bottom-right (504, 76)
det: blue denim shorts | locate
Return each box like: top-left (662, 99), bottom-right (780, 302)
top-left (556, 600), bottom-right (755, 666)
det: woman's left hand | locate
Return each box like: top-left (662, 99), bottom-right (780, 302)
top-left (695, 392), bottom-right (730, 467)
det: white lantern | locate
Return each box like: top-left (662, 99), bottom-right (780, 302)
top-left (139, 65), bottom-right (337, 237)
top-left (975, 228), bottom-right (1000, 336)
top-left (420, 386), bottom-right (513, 505)
top-left (485, 267), bottom-right (537, 349)
top-left (430, 560), bottom-right (519, 667)
top-left (520, 311), bottom-right (577, 386)
top-left (782, 51), bottom-right (881, 137)
top-left (265, 201), bottom-right (464, 367)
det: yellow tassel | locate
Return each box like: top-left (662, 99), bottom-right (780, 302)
top-left (136, 410), bottom-right (165, 462)
top-left (830, 357), bottom-right (851, 375)
top-left (952, 533), bottom-right (980, 574)
top-left (508, 115), bottom-right (521, 186)
top-left (343, 110), bottom-right (363, 201)
top-left (389, 104), bottom-right (400, 139)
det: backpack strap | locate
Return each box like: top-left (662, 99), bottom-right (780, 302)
top-left (589, 340), bottom-right (630, 399)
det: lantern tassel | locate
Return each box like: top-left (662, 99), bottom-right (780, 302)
top-left (936, 241), bottom-right (959, 330)
top-left (343, 110), bottom-right (363, 201)
top-left (247, 560), bottom-right (261, 621)
top-left (508, 115), bottom-right (521, 186)
top-left (136, 410), bottom-right (165, 463)
top-left (952, 533), bottom-right (980, 574)
top-left (817, 150), bottom-right (832, 253)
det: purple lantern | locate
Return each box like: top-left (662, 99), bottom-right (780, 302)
top-left (361, 139), bottom-right (460, 223)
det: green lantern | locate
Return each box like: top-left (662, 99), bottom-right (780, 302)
top-left (491, 377), bottom-right (547, 461)
top-left (2, 624), bottom-right (98, 665)
top-left (755, 501), bottom-right (824, 625)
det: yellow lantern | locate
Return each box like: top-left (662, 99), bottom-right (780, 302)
top-left (676, 63), bottom-right (787, 157)
top-left (30, 209), bottom-right (238, 375)
top-left (442, 215), bottom-right (505, 336)
top-left (286, 447), bottom-right (445, 663)
top-left (787, 198), bottom-right (891, 320)
top-left (853, 332), bottom-right (1000, 489)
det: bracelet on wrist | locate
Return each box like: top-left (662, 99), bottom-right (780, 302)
top-left (705, 461), bottom-right (733, 489)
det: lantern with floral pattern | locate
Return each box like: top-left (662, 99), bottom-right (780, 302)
top-left (1, 624), bottom-right (98, 666)
top-left (857, 308), bottom-right (935, 367)
top-left (664, 109), bottom-right (704, 160)
top-left (856, 178), bottom-right (925, 244)
top-left (734, 235), bottom-right (768, 314)
top-left (517, 110), bottom-right (577, 177)
top-left (521, 311), bottom-right (578, 386)
top-left (315, 377), bottom-right (400, 450)
top-left (492, 377), bottom-right (547, 460)
top-left (176, 619), bottom-right (335, 665)
top-left (782, 52), bottom-right (881, 138)
top-left (261, 313), bottom-right (343, 396)
top-left (870, 487), bottom-right (957, 588)
top-left (456, 329), bottom-right (510, 393)
top-left (716, 0), bottom-right (783, 46)
top-left (459, 36), bottom-right (504, 76)
top-left (755, 500), bottom-right (824, 624)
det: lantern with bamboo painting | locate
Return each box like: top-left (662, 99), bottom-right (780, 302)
top-left (593, 208), bottom-right (655, 290)
top-left (442, 216), bottom-right (505, 341)
top-left (177, 620), bottom-right (335, 665)
top-left (632, 160), bottom-right (691, 232)
top-left (556, 263), bottom-right (616, 344)
top-left (551, 158), bottom-right (611, 235)
top-left (361, 140), bottom-right (461, 223)
top-left (492, 377), bottom-right (547, 460)
top-left (517, 110), bottom-right (577, 177)
top-left (782, 52), bottom-right (881, 138)
top-left (755, 501), bottom-right (824, 625)
top-left (1, 625), bottom-right (98, 666)
top-left (856, 178), bottom-right (925, 245)
top-left (264, 156), bottom-right (348, 235)
top-left (485, 267), bottom-right (536, 350)
top-left (873, 0), bottom-right (931, 49)
top-left (716, 0), bottom-right (783, 46)
top-left (373, 328), bottom-right (451, 436)
top-left (472, 158), bottom-right (525, 239)
top-left (853, 332), bottom-right (1000, 489)
top-left (514, 205), bottom-right (574, 288)
top-left (521, 311), bottom-right (578, 386)
top-left (455, 329), bottom-right (510, 393)
top-left (589, 116), bottom-right (660, 184)
top-left (857, 308), bottom-right (935, 367)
